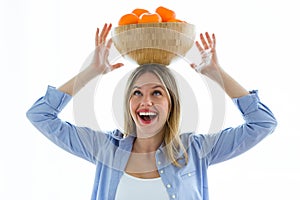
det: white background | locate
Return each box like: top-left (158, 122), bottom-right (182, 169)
top-left (1, 0), bottom-right (299, 199)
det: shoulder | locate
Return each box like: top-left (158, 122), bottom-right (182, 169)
top-left (180, 132), bottom-right (221, 154)
top-left (105, 129), bottom-right (135, 148)
top-left (180, 132), bottom-right (215, 143)
top-left (180, 132), bottom-right (205, 148)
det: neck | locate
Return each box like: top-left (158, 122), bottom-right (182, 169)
top-left (133, 131), bottom-right (164, 153)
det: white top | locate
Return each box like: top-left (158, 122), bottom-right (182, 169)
top-left (115, 173), bottom-right (170, 200)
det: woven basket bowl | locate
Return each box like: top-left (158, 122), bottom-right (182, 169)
top-left (112, 22), bottom-right (196, 66)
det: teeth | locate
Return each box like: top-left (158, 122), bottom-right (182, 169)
top-left (138, 112), bottom-right (157, 116)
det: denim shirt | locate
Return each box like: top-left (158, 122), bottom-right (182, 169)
top-left (26, 86), bottom-right (277, 200)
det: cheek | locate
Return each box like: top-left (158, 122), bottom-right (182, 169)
top-left (164, 101), bottom-right (170, 112)
top-left (159, 99), bottom-right (170, 115)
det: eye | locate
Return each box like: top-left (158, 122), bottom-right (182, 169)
top-left (153, 90), bottom-right (162, 96)
top-left (133, 90), bottom-right (142, 96)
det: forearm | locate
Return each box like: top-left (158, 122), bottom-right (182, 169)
top-left (202, 66), bottom-right (249, 99)
top-left (217, 67), bottom-right (249, 98)
top-left (58, 66), bottom-right (100, 96)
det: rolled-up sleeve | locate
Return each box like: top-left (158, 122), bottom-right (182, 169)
top-left (197, 90), bottom-right (277, 165)
top-left (26, 86), bottom-right (109, 164)
top-left (26, 86), bottom-right (72, 132)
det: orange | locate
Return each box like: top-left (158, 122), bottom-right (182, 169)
top-left (167, 18), bottom-right (185, 23)
top-left (132, 8), bottom-right (149, 17)
top-left (118, 13), bottom-right (139, 25)
top-left (155, 6), bottom-right (176, 22)
top-left (138, 13), bottom-right (162, 23)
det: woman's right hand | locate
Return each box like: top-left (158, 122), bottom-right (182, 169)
top-left (91, 23), bottom-right (124, 74)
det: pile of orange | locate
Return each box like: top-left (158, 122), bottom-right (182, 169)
top-left (118, 6), bottom-right (185, 26)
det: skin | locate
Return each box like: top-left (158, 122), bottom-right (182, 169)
top-left (129, 73), bottom-right (170, 140)
top-left (58, 23), bottom-right (249, 178)
top-left (125, 73), bottom-right (170, 178)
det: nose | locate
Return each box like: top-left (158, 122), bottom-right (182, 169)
top-left (140, 94), bottom-right (153, 107)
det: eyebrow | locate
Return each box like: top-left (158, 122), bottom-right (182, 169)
top-left (132, 85), bottom-right (165, 90)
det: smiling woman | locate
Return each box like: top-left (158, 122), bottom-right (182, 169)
top-left (123, 64), bottom-right (188, 174)
top-left (26, 24), bottom-right (277, 200)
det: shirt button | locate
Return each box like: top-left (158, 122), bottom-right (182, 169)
top-left (188, 173), bottom-right (192, 177)
top-left (166, 184), bottom-right (171, 188)
top-left (157, 161), bottom-right (161, 165)
top-left (160, 170), bottom-right (164, 174)
top-left (171, 194), bottom-right (176, 199)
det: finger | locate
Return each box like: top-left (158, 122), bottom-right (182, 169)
top-left (95, 27), bottom-right (99, 47)
top-left (212, 33), bottom-right (216, 49)
top-left (99, 23), bottom-right (112, 44)
top-left (195, 41), bottom-right (204, 52)
top-left (205, 32), bottom-right (213, 48)
top-left (111, 63), bottom-right (124, 70)
top-left (190, 63), bottom-right (197, 69)
top-left (106, 38), bottom-right (113, 49)
top-left (200, 33), bottom-right (209, 49)
top-left (99, 23), bottom-right (108, 44)
top-left (102, 23), bottom-right (112, 41)
top-left (103, 39), bottom-right (113, 59)
top-left (191, 62), bottom-right (202, 73)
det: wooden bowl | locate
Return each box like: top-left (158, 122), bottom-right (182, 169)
top-left (112, 22), bottom-right (196, 66)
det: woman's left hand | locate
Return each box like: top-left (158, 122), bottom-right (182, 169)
top-left (191, 32), bottom-right (220, 75)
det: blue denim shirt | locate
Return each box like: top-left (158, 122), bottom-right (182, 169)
top-left (26, 86), bottom-right (277, 200)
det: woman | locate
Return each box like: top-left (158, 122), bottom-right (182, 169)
top-left (26, 23), bottom-right (277, 199)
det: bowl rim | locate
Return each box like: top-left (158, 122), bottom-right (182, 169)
top-left (111, 22), bottom-right (196, 65)
top-left (112, 22), bottom-right (196, 31)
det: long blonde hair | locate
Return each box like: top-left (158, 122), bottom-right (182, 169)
top-left (123, 64), bottom-right (188, 167)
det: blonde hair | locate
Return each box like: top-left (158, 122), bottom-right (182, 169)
top-left (123, 64), bottom-right (188, 167)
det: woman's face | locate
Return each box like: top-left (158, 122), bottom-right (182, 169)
top-left (129, 72), bottom-right (170, 138)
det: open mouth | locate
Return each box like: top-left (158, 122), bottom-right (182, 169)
top-left (137, 111), bottom-right (158, 123)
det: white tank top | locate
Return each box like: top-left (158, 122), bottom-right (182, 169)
top-left (115, 173), bottom-right (169, 200)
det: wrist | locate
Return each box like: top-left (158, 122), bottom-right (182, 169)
top-left (86, 65), bottom-right (104, 77)
top-left (200, 64), bottom-right (222, 79)
top-left (76, 66), bottom-right (101, 86)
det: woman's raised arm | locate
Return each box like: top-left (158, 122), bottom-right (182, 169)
top-left (58, 23), bottom-right (123, 96)
top-left (192, 32), bottom-right (249, 98)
